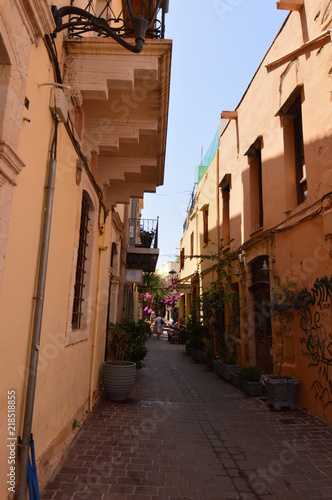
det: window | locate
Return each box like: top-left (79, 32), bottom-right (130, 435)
top-left (246, 137), bottom-right (263, 231)
top-left (72, 192), bottom-right (91, 330)
top-left (278, 87), bottom-right (307, 208)
top-left (180, 247), bottom-right (185, 269)
top-left (203, 208), bottom-right (209, 245)
top-left (289, 96), bottom-right (307, 204)
top-left (190, 231), bottom-right (194, 258)
top-left (220, 174), bottom-right (231, 243)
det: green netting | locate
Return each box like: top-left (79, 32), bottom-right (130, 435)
top-left (197, 127), bottom-right (219, 183)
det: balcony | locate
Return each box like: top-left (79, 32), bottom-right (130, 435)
top-left (126, 217), bottom-right (159, 272)
top-left (57, 1), bottom-right (172, 211)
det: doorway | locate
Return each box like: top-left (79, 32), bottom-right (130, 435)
top-left (253, 284), bottom-right (273, 374)
top-left (250, 257), bottom-right (273, 374)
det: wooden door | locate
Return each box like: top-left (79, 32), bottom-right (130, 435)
top-left (253, 285), bottom-right (273, 374)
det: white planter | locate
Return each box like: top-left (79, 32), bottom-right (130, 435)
top-left (261, 375), bottom-right (300, 410)
top-left (102, 361), bottom-right (136, 402)
top-left (216, 361), bottom-right (240, 381)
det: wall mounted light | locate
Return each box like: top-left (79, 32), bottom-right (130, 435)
top-left (235, 267), bottom-right (243, 277)
top-left (238, 250), bottom-right (245, 263)
top-left (261, 259), bottom-right (271, 273)
top-left (51, 1), bottom-right (167, 53)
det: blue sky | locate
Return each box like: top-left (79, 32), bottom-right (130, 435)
top-left (142, 1), bottom-right (288, 268)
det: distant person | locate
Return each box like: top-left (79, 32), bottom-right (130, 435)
top-left (154, 314), bottom-right (164, 339)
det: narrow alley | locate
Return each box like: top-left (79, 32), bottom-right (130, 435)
top-left (44, 335), bottom-right (332, 500)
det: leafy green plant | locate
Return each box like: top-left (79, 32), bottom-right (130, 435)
top-left (185, 313), bottom-right (210, 351)
top-left (187, 240), bottom-right (239, 358)
top-left (72, 419), bottom-right (81, 430)
top-left (206, 348), bottom-right (219, 360)
top-left (106, 318), bottom-right (148, 369)
top-left (239, 365), bottom-right (264, 382)
top-left (222, 353), bottom-right (238, 365)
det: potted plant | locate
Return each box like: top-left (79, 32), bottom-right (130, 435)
top-left (261, 279), bottom-right (310, 410)
top-left (216, 353), bottom-right (240, 381)
top-left (102, 319), bottom-right (148, 401)
top-left (215, 331), bottom-right (240, 381)
top-left (189, 323), bottom-right (209, 363)
top-left (139, 228), bottom-right (155, 248)
top-left (239, 365), bottom-right (264, 396)
top-left (206, 348), bottom-right (219, 371)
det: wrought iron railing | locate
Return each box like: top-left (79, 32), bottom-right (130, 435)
top-left (129, 217), bottom-right (158, 248)
top-left (52, 0), bottom-right (167, 40)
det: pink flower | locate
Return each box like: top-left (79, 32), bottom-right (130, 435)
top-left (148, 308), bottom-right (152, 314)
top-left (144, 306), bottom-right (148, 311)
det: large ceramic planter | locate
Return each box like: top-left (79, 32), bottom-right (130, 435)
top-left (216, 360), bottom-right (240, 381)
top-left (241, 379), bottom-right (264, 396)
top-left (261, 375), bottom-right (300, 410)
top-left (102, 361), bottom-right (136, 402)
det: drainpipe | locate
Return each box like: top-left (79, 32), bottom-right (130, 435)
top-left (17, 121), bottom-right (59, 499)
top-left (89, 229), bottom-right (108, 411)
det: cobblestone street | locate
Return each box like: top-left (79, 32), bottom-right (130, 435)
top-left (44, 334), bottom-right (332, 499)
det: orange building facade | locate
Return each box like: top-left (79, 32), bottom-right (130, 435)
top-left (180, 0), bottom-right (332, 423)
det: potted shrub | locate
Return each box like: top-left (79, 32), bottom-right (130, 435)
top-left (139, 228), bottom-right (155, 248)
top-left (215, 331), bottom-right (240, 380)
top-left (184, 314), bottom-right (209, 363)
top-left (103, 319), bottom-right (148, 401)
top-left (261, 280), bottom-right (310, 410)
top-left (239, 365), bottom-right (264, 396)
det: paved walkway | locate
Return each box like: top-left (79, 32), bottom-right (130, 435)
top-left (44, 334), bottom-right (332, 499)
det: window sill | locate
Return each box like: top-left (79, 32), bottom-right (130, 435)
top-left (65, 328), bottom-right (89, 347)
top-left (249, 226), bottom-right (263, 237)
top-left (285, 198), bottom-right (308, 215)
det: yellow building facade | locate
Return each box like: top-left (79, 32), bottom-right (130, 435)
top-left (0, 1), bottom-right (171, 497)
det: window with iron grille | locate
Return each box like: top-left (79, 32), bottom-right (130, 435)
top-left (72, 193), bottom-right (90, 329)
top-left (180, 247), bottom-right (185, 269)
top-left (203, 208), bottom-right (209, 245)
top-left (190, 231), bottom-right (194, 259)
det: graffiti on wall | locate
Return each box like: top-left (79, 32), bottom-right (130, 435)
top-left (300, 277), bottom-right (332, 408)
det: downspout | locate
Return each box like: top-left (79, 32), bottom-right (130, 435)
top-left (17, 120), bottom-right (59, 499)
top-left (89, 225), bottom-right (108, 411)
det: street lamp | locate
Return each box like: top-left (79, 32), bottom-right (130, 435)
top-left (168, 269), bottom-right (177, 323)
top-left (169, 268), bottom-right (177, 283)
top-left (51, 0), bottom-right (167, 53)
